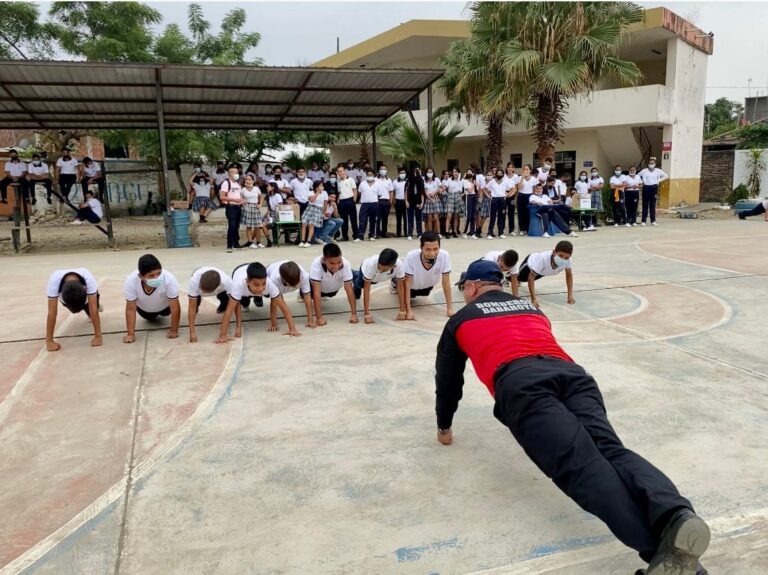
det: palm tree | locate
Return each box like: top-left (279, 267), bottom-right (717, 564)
top-left (378, 116), bottom-right (464, 168)
top-left (312, 116), bottom-right (407, 166)
top-left (476, 1), bottom-right (644, 161)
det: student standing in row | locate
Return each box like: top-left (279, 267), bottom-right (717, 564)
top-left (402, 231), bottom-right (453, 320)
top-left (335, 164), bottom-right (358, 242)
top-left (393, 167), bottom-right (408, 238)
top-left (307, 162), bottom-right (325, 183)
top-left (356, 168), bottom-right (380, 243)
top-left (516, 164), bottom-right (537, 235)
top-left (352, 248), bottom-right (407, 323)
top-left (422, 168), bottom-right (441, 235)
top-left (45, 267), bottom-right (102, 351)
top-left (638, 157), bottom-right (668, 226)
top-left (475, 173), bottom-right (491, 238)
top-left (241, 174), bottom-right (270, 249)
top-left (504, 163), bottom-right (520, 236)
top-left (376, 165), bottom-right (394, 238)
top-left (187, 267), bottom-right (231, 343)
top-left (518, 241), bottom-right (576, 309)
top-left (574, 170), bottom-right (596, 231)
top-left (405, 167), bottom-right (425, 240)
top-left (220, 164), bottom-right (244, 253)
top-left (189, 163), bottom-right (213, 224)
top-left (27, 153), bottom-right (53, 205)
top-left (486, 168), bottom-right (508, 239)
top-left (123, 254), bottom-right (181, 343)
top-left (589, 167), bottom-right (605, 222)
top-left (299, 180), bottom-right (327, 247)
top-left (290, 167), bottom-right (312, 221)
top-left (624, 165), bottom-right (642, 226)
top-left (610, 165), bottom-right (628, 227)
top-left (444, 167), bottom-right (465, 238)
top-left (462, 170), bottom-right (477, 239)
top-left (56, 147), bottom-right (80, 201)
top-left (309, 243), bottom-right (358, 326)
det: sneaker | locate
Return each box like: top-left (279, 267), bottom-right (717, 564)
top-left (407, 236), bottom-right (413, 241)
top-left (510, 231), bottom-right (518, 236)
top-left (98, 303), bottom-right (104, 313)
top-left (587, 225), bottom-right (596, 231)
top-left (487, 235), bottom-right (495, 240)
top-left (646, 509), bottom-right (710, 575)
top-left (353, 238), bottom-right (361, 243)
top-left (738, 213), bottom-right (746, 220)
top-left (470, 234), bottom-right (478, 240)
top-left (389, 282), bottom-right (398, 294)
top-left (226, 248), bottom-right (233, 253)
top-left (498, 234), bottom-right (507, 239)
top-left (543, 232), bottom-right (550, 238)
top-left (652, 221), bottom-right (658, 226)
top-left (568, 232), bottom-right (578, 237)
top-left (625, 223), bottom-right (631, 227)
top-left (70, 220), bottom-right (82, 225)
top-left (256, 243), bottom-right (265, 249)
top-left (641, 222), bottom-right (646, 226)
top-left (614, 224), bottom-right (619, 228)
top-left (631, 223), bottom-right (637, 227)
top-left (438, 234), bottom-right (443, 239)
top-left (521, 231), bottom-right (527, 236)
top-left (249, 243), bottom-right (259, 249)
top-left (369, 237), bottom-right (376, 242)
top-left (462, 233), bottom-right (468, 239)
top-left (254, 296), bottom-right (264, 308)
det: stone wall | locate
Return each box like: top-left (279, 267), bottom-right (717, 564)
top-left (700, 150), bottom-right (734, 203)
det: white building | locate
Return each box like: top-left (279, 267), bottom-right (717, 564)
top-left (314, 8), bottom-right (713, 207)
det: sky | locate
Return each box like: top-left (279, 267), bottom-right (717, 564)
top-left (38, 1), bottom-right (768, 105)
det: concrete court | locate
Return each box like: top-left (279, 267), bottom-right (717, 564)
top-left (0, 219), bottom-right (767, 575)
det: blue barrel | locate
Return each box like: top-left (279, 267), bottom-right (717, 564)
top-left (171, 209), bottom-right (193, 248)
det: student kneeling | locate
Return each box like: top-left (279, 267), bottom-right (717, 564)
top-left (45, 268), bottom-right (102, 351)
top-left (309, 243), bottom-right (359, 325)
top-left (123, 254), bottom-right (181, 343)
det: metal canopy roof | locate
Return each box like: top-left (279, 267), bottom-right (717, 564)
top-left (0, 61), bottom-right (443, 132)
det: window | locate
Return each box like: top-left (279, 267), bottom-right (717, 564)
top-left (508, 153), bottom-right (522, 169)
top-left (534, 151), bottom-right (577, 184)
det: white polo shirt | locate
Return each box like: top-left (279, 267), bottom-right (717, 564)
top-left (123, 270), bottom-right (180, 313)
top-left (310, 190), bottom-right (327, 208)
top-left (358, 180), bottom-right (379, 203)
top-left (229, 265), bottom-right (281, 301)
top-left (337, 176), bottom-right (356, 200)
top-left (290, 177), bottom-right (312, 203)
top-left (268, 192), bottom-right (285, 212)
top-left (307, 169), bottom-right (325, 182)
top-left (403, 248), bottom-right (451, 290)
top-left (360, 254), bottom-right (405, 283)
top-left (83, 162), bottom-right (101, 178)
top-left (484, 250), bottom-right (520, 277)
top-left (529, 193), bottom-right (552, 206)
top-left (536, 168), bottom-right (551, 183)
top-left (445, 178), bottom-right (464, 194)
top-left (188, 266), bottom-right (232, 298)
top-left (56, 157), bottom-right (79, 175)
top-left (269, 177), bottom-right (291, 192)
top-left (518, 175), bottom-right (536, 195)
top-left (486, 178), bottom-right (508, 198)
top-left (266, 261), bottom-right (311, 295)
top-left (475, 173), bottom-right (486, 189)
top-left (393, 179), bottom-right (406, 200)
top-left (588, 175), bottom-right (604, 191)
top-left (28, 162), bottom-right (50, 177)
top-left (424, 178), bottom-right (440, 199)
top-left (503, 173), bottom-right (521, 190)
top-left (5, 160), bottom-right (26, 177)
top-left (574, 181), bottom-right (590, 195)
top-left (214, 170), bottom-right (228, 185)
top-left (47, 268), bottom-right (98, 299)
top-left (309, 255), bottom-right (353, 293)
top-left (86, 198), bottom-right (103, 218)
top-left (376, 177), bottom-right (394, 200)
top-left (638, 168), bottom-right (668, 186)
top-left (610, 175), bottom-right (627, 189)
top-left (525, 250), bottom-right (572, 277)
top-left (624, 174), bottom-right (642, 190)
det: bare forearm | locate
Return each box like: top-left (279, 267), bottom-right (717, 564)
top-left (170, 301), bottom-right (181, 332)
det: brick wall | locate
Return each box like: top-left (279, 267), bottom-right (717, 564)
top-left (700, 150), bottom-right (734, 203)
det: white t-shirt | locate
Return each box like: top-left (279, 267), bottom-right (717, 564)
top-left (47, 268), bottom-right (98, 298)
top-left (610, 175), bottom-right (627, 189)
top-left (309, 256), bottom-right (353, 293)
top-left (267, 261), bottom-right (311, 295)
top-left (5, 160), bottom-right (26, 177)
top-left (624, 174), bottom-right (642, 189)
top-left (536, 167), bottom-right (551, 183)
top-left (445, 179), bottom-right (464, 194)
top-left (574, 181), bottom-right (590, 195)
top-left (290, 178), bottom-right (312, 203)
top-left (83, 162), bottom-right (101, 178)
top-left (484, 250), bottom-right (520, 277)
top-left (638, 168), bottom-right (668, 186)
top-left (475, 173), bottom-right (486, 189)
top-left (393, 179), bottom-right (406, 200)
top-left (518, 175), bottom-right (536, 195)
top-left (269, 177), bottom-right (291, 192)
top-left (376, 177), bottom-right (394, 200)
top-left (192, 181), bottom-right (211, 198)
top-left (214, 170), bottom-right (228, 185)
top-left (27, 162), bottom-right (50, 177)
top-left (310, 190), bottom-right (327, 208)
top-left (565, 196), bottom-right (573, 207)
top-left (56, 157), bottom-right (79, 175)
top-left (241, 186), bottom-right (261, 204)
top-left (424, 179), bottom-right (440, 199)
top-left (554, 179), bottom-right (567, 197)
top-left (358, 180), bottom-right (379, 203)
top-left (123, 270), bottom-right (180, 313)
top-left (526, 250), bottom-right (572, 277)
top-left (588, 175), bottom-right (604, 191)
top-left (307, 169), bottom-right (325, 182)
top-left (464, 180), bottom-right (476, 195)
top-left (529, 193), bottom-right (552, 206)
top-left (229, 264), bottom-right (281, 301)
top-left (86, 197), bottom-right (103, 218)
top-left (503, 173), bottom-right (521, 190)
top-left (486, 178), bottom-right (508, 198)
top-left (403, 248), bottom-right (451, 290)
top-left (360, 254), bottom-right (405, 283)
top-left (268, 193), bottom-right (285, 211)
top-left (337, 176), bottom-right (356, 200)
top-left (188, 266), bottom-right (232, 298)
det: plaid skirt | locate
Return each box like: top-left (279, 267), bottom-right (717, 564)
top-left (301, 203), bottom-right (324, 226)
top-left (591, 190), bottom-right (604, 211)
top-left (241, 203), bottom-right (264, 227)
top-left (478, 196), bottom-right (491, 218)
top-left (444, 191), bottom-right (465, 216)
top-left (192, 196), bottom-right (212, 212)
top-left (422, 196), bottom-right (441, 215)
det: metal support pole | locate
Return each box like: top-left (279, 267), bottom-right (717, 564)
top-left (155, 68), bottom-right (171, 215)
top-left (101, 161), bottom-right (115, 247)
top-left (372, 128), bottom-right (377, 168)
top-left (427, 83), bottom-right (434, 168)
top-left (406, 103), bottom-right (430, 164)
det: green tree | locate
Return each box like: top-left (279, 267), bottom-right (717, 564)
top-left (318, 116), bottom-right (406, 167)
top-left (0, 2), bottom-right (56, 60)
top-left (704, 98), bottom-right (743, 138)
top-left (49, 1), bottom-right (161, 62)
top-left (736, 123), bottom-right (768, 149)
top-left (478, 1), bottom-right (643, 161)
top-left (743, 148), bottom-right (766, 198)
top-left (379, 116), bottom-right (464, 169)
top-left (183, 3), bottom-right (262, 65)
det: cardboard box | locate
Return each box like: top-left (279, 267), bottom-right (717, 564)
top-left (171, 200), bottom-right (190, 210)
top-left (579, 194), bottom-right (592, 210)
top-left (277, 203), bottom-right (299, 222)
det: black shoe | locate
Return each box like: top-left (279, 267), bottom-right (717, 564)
top-left (0, 199), bottom-right (6, 204)
top-left (46, 195), bottom-right (52, 205)
top-left (738, 213), bottom-right (746, 220)
top-left (216, 305), bottom-right (227, 314)
top-left (242, 241), bottom-right (253, 248)
top-left (266, 240), bottom-right (273, 247)
top-left (240, 301), bottom-right (250, 310)
top-left (199, 216), bottom-right (207, 223)
top-left (646, 509), bottom-right (710, 575)
top-left (255, 296), bottom-right (264, 307)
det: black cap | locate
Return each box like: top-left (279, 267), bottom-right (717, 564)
top-left (456, 259), bottom-right (504, 288)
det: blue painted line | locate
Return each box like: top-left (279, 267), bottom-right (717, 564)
top-left (395, 537), bottom-right (461, 562)
top-left (527, 534), bottom-right (614, 559)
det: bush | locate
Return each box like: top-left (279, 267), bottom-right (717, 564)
top-left (725, 184), bottom-right (750, 206)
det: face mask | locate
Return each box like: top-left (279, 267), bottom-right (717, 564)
top-left (195, 167), bottom-right (201, 173)
top-left (553, 255), bottom-right (567, 268)
top-left (467, 172), bottom-right (473, 177)
top-left (615, 170), bottom-right (622, 176)
top-left (266, 169), bottom-right (273, 175)
top-left (591, 172), bottom-right (598, 177)
top-left (275, 174), bottom-right (282, 179)
top-left (629, 171), bottom-right (636, 176)
top-left (496, 174), bottom-right (503, 180)
top-left (379, 169), bottom-right (387, 176)
top-left (425, 256), bottom-right (437, 265)
top-left (398, 173), bottom-right (406, 180)
top-left (579, 175), bottom-right (587, 181)
top-left (347, 163), bottom-right (354, 169)
top-left (298, 175), bottom-right (305, 181)
top-left (426, 172), bottom-right (433, 178)
top-left (145, 276), bottom-right (164, 288)
top-left (543, 164), bottom-right (551, 170)
top-left (648, 164), bottom-right (656, 169)
top-left (10, 156), bottom-right (18, 161)
top-left (33, 160), bottom-right (41, 166)
top-left (366, 176), bottom-right (375, 182)
top-left (329, 177), bottom-right (337, 184)
top-left (63, 155), bottom-right (71, 160)
top-left (281, 166), bottom-right (288, 171)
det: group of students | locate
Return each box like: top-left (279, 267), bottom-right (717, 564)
top-left (44, 233), bottom-right (577, 350)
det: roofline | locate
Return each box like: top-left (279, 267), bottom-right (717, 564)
top-left (312, 7), bottom-right (712, 69)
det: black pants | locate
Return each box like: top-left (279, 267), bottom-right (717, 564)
top-left (463, 195), bottom-right (477, 235)
top-left (377, 199), bottom-right (391, 237)
top-left (137, 306), bottom-right (171, 321)
top-left (505, 196), bottom-right (516, 234)
top-left (338, 197), bottom-right (358, 240)
top-left (517, 255), bottom-right (542, 284)
top-left (625, 190), bottom-right (640, 224)
top-left (406, 204), bottom-right (423, 237)
top-left (0, 177), bottom-right (28, 202)
top-left (82, 177), bottom-right (107, 202)
top-left (29, 178), bottom-right (53, 202)
top-left (613, 192), bottom-right (627, 225)
top-left (225, 205), bottom-right (242, 249)
top-left (76, 206), bottom-right (101, 223)
top-left (194, 292), bottom-right (230, 313)
top-left (641, 185), bottom-right (658, 224)
top-left (536, 206), bottom-right (571, 235)
top-left (358, 203), bottom-right (378, 240)
top-left (410, 286), bottom-right (433, 298)
top-left (489, 197), bottom-right (506, 236)
top-left (494, 356), bottom-right (692, 562)
top-left (59, 174), bottom-right (78, 200)
top-left (517, 193), bottom-right (532, 233)
top-left (394, 199), bottom-right (406, 236)
top-left (740, 202), bottom-right (766, 218)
